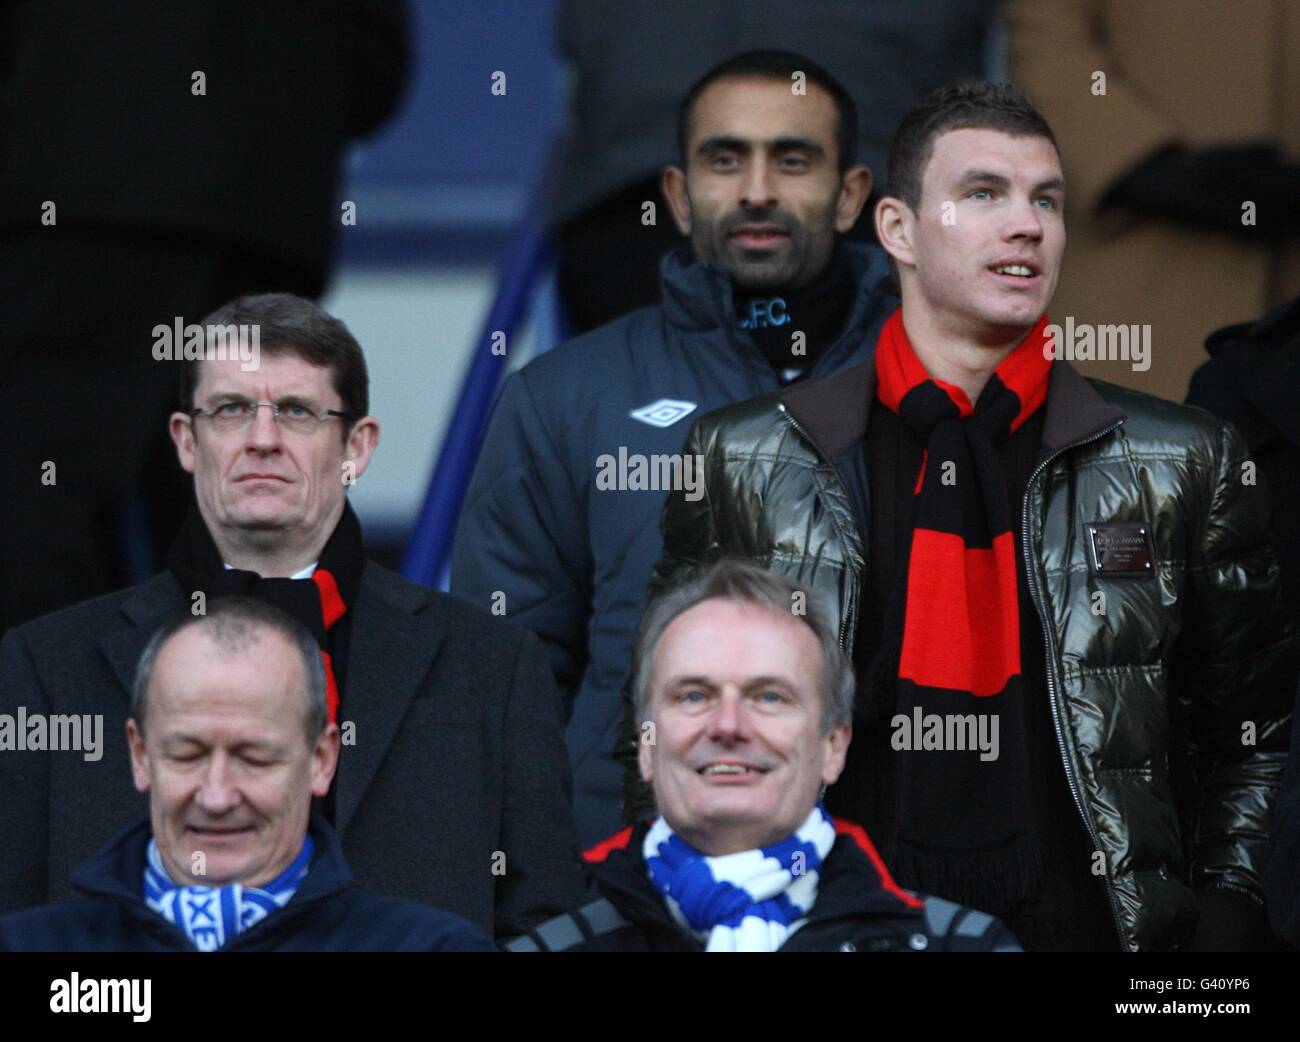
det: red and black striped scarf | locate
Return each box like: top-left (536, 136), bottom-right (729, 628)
top-left (871, 307), bottom-right (1051, 914)
top-left (167, 500), bottom-right (364, 724)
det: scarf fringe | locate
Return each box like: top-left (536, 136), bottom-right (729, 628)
top-left (888, 835), bottom-right (1045, 916)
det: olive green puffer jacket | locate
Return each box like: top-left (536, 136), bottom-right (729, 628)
top-left (626, 357), bottom-right (1295, 952)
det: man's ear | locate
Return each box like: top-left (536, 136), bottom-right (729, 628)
top-left (126, 718), bottom-right (151, 795)
top-left (343, 417), bottom-right (380, 485)
top-left (637, 720), bottom-right (655, 785)
top-left (821, 722), bottom-right (852, 788)
top-left (660, 165), bottom-right (692, 236)
top-left (834, 165), bottom-right (873, 234)
top-left (311, 723), bottom-right (341, 797)
top-left (874, 195), bottom-right (917, 271)
top-left (170, 412), bottom-right (196, 475)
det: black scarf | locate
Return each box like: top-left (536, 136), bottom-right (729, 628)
top-left (166, 499), bottom-right (366, 724)
top-left (734, 242), bottom-right (854, 383)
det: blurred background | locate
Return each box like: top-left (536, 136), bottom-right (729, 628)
top-left (1, 0), bottom-right (1295, 629)
top-left (322, 1), bottom-right (567, 562)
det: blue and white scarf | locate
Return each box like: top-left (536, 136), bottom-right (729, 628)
top-left (143, 837), bottom-right (314, 951)
top-left (644, 804), bottom-right (837, 952)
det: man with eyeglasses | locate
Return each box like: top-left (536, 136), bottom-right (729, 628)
top-left (0, 293), bottom-right (585, 942)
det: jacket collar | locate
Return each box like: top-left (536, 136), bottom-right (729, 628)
top-left (586, 824), bottom-right (688, 940)
top-left (659, 240), bottom-right (896, 349)
top-left (1038, 358), bottom-right (1128, 456)
top-left (71, 813), bottom-right (353, 920)
top-left (780, 345), bottom-right (1127, 463)
top-left (806, 833), bottom-right (926, 925)
top-left (98, 561), bottom-right (446, 837)
top-left (100, 572), bottom-right (186, 698)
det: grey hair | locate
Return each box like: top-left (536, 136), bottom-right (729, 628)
top-left (131, 596), bottom-right (328, 744)
top-left (631, 558), bottom-right (855, 733)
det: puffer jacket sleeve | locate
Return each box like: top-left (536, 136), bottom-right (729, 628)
top-left (1177, 420), bottom-right (1296, 902)
top-left (617, 416), bottom-right (723, 822)
top-left (451, 369), bottom-right (591, 721)
top-left (648, 418), bottom-right (724, 598)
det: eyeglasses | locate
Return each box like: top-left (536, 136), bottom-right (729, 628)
top-left (189, 398), bottom-right (354, 435)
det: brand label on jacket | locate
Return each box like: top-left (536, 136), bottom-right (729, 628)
top-left (629, 399), bottom-right (697, 428)
top-left (1085, 522), bottom-right (1156, 577)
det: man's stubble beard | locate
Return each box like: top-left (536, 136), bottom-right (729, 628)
top-left (689, 201), bottom-right (836, 293)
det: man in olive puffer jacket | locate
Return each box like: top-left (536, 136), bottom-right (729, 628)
top-left (623, 81), bottom-right (1296, 952)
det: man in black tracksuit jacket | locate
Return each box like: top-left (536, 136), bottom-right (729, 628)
top-left (506, 819), bottom-right (1018, 953)
top-left (452, 52), bottom-right (898, 845)
top-left (0, 815), bottom-right (493, 952)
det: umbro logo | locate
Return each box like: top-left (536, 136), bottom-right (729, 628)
top-left (629, 399), bottom-right (697, 428)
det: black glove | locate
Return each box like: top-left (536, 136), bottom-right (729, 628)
top-left (1105, 144), bottom-right (1300, 241)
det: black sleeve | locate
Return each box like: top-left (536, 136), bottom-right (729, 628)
top-left (451, 369), bottom-right (592, 722)
top-left (493, 629), bottom-right (587, 939)
top-left (344, 0), bottom-right (413, 138)
top-left (1104, 144), bottom-right (1300, 241)
top-left (1264, 677), bottom-right (1300, 948)
top-left (0, 629), bottom-right (51, 913)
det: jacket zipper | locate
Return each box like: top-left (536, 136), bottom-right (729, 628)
top-left (777, 403), bottom-right (857, 653)
top-left (1020, 420), bottom-right (1132, 950)
top-left (781, 397), bottom-right (1129, 945)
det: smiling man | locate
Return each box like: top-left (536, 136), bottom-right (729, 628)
top-left (0, 293), bottom-right (584, 940)
top-left (658, 67), bottom-right (861, 301)
top-left (627, 81), bottom-right (1295, 952)
top-left (454, 50), bottom-right (897, 847)
top-left (504, 560), bottom-right (1019, 952)
top-left (0, 598), bottom-right (493, 951)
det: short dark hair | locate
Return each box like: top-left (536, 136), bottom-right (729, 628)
top-left (677, 49), bottom-right (858, 174)
top-left (632, 559), bottom-right (854, 735)
top-left (885, 79), bottom-right (1059, 209)
top-left (179, 293), bottom-right (369, 440)
top-left (131, 596), bottom-right (328, 744)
